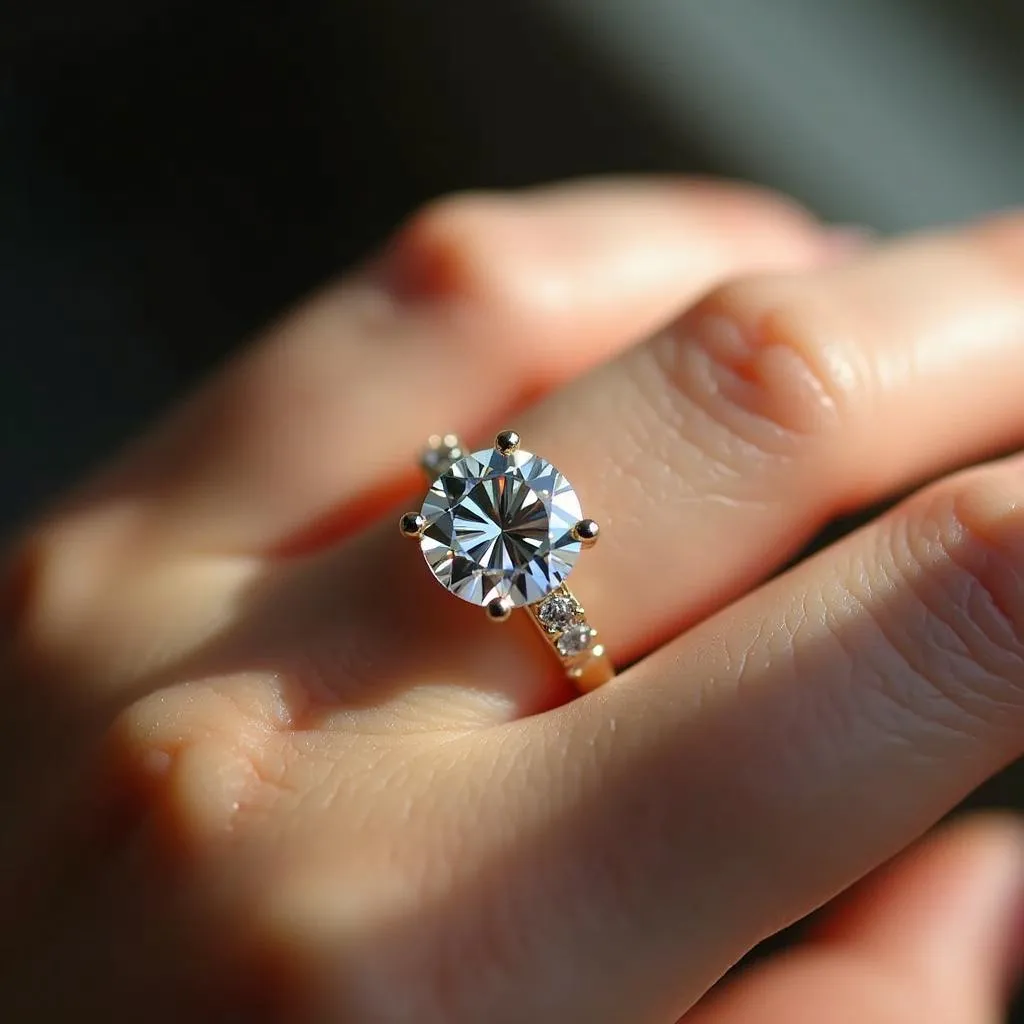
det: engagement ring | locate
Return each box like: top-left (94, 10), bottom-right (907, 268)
top-left (400, 431), bottom-right (614, 691)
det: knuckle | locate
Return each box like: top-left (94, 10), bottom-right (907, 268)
top-left (1, 513), bottom-right (123, 670)
top-left (103, 683), bottom-right (268, 852)
top-left (4, 510), bottom-right (259, 695)
top-left (1, 506), bottom-right (196, 695)
top-left (383, 192), bottom-right (519, 307)
top-left (647, 277), bottom-right (857, 461)
top-left (881, 477), bottom-right (1024, 732)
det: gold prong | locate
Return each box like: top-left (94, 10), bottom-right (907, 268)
top-left (572, 518), bottom-right (600, 547)
top-left (399, 512), bottom-right (426, 538)
top-left (495, 429), bottom-right (521, 455)
top-left (485, 596), bottom-right (515, 622)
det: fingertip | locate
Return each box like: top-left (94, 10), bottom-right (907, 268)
top-left (370, 192), bottom-right (516, 306)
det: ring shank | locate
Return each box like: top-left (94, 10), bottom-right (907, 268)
top-left (524, 585), bottom-right (615, 692)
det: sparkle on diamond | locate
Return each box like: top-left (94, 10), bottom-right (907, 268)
top-left (419, 447), bottom-right (583, 607)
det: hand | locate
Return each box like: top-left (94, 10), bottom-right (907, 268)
top-left (5, 179), bottom-right (1024, 1022)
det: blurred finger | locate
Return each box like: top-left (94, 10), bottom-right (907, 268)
top-left (688, 816), bottom-right (1024, 1024)
top-left (68, 179), bottom-right (829, 556)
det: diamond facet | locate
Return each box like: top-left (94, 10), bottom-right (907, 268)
top-left (419, 447), bottom-right (583, 607)
top-left (556, 624), bottom-right (594, 657)
top-left (538, 594), bottom-right (578, 631)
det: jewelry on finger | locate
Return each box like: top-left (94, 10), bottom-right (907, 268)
top-left (400, 432), bottom-right (614, 691)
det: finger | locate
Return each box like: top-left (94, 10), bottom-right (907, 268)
top-left (511, 211), bottom-right (1024, 667)
top-left (227, 210), bottom-right (1024, 720)
top-left (688, 816), bottom-right (1024, 1024)
top-left (506, 449), bottom-right (1024, 1020)
top-left (0, 180), bottom-right (830, 885)
top-left (66, 178), bottom-right (828, 556)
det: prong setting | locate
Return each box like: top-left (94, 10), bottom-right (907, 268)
top-left (486, 596), bottom-right (515, 622)
top-left (420, 434), bottom-right (464, 478)
top-left (494, 429), bottom-right (521, 455)
top-left (399, 512), bottom-right (426, 538)
top-left (572, 518), bottom-right (600, 547)
top-left (406, 430), bottom-right (615, 689)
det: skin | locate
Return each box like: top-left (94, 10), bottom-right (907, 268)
top-left (3, 178), bottom-right (1024, 1022)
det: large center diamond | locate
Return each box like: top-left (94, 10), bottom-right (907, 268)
top-left (419, 447), bottom-right (583, 607)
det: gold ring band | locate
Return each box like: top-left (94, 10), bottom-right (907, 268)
top-left (523, 582), bottom-right (615, 692)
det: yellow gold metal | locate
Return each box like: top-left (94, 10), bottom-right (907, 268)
top-left (486, 596), bottom-right (515, 622)
top-left (399, 512), bottom-right (426, 538)
top-left (494, 429), bottom-right (521, 455)
top-left (572, 518), bottom-right (600, 547)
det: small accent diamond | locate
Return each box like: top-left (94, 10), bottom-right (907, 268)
top-left (538, 594), bottom-right (578, 631)
top-left (557, 624), bottom-right (594, 657)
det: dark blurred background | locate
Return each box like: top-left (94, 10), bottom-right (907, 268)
top-left (3, 0), bottom-right (1024, 1014)
top-left (7, 0), bottom-right (1024, 530)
